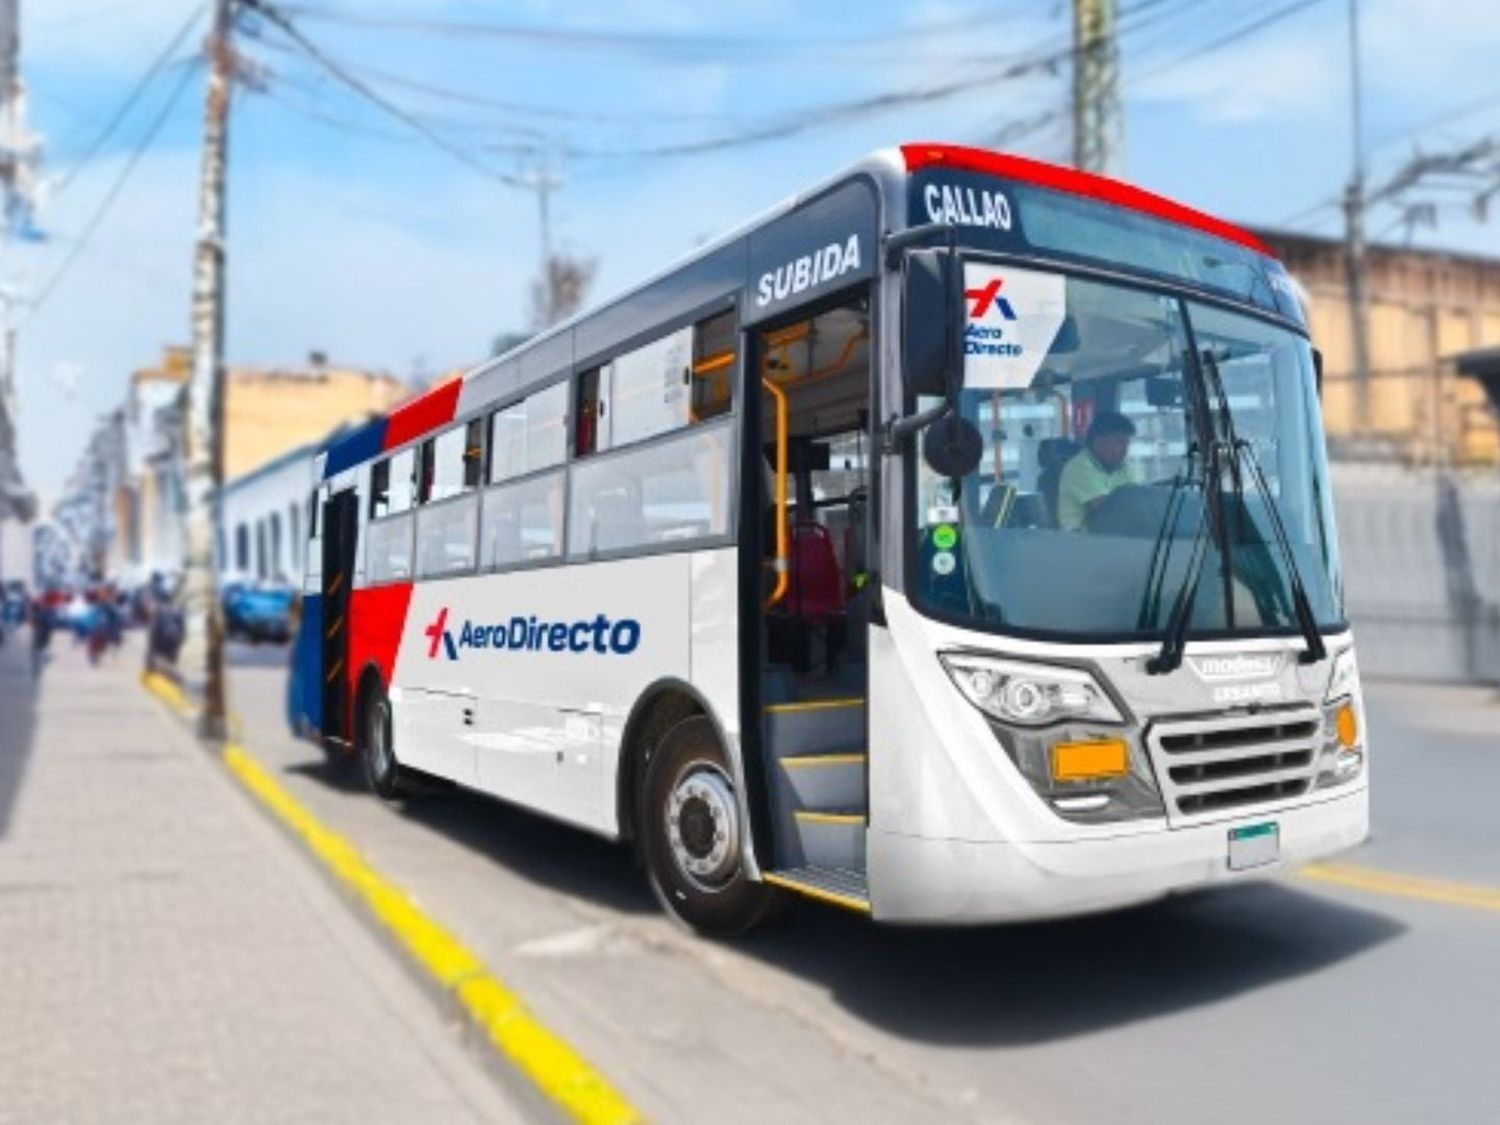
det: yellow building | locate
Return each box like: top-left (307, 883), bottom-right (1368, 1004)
top-left (113, 346), bottom-right (410, 578)
top-left (1253, 230), bottom-right (1500, 466)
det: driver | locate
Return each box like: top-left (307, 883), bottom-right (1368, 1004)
top-left (1057, 411), bottom-right (1140, 532)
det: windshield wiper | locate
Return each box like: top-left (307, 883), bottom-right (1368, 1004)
top-left (1198, 348), bottom-right (1327, 666)
top-left (1233, 438), bottom-right (1328, 665)
top-left (1147, 440), bottom-right (1225, 675)
top-left (1137, 443), bottom-right (1199, 632)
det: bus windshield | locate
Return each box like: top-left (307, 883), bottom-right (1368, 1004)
top-left (912, 264), bottom-right (1344, 641)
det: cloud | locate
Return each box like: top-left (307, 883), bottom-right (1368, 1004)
top-left (1131, 0), bottom-right (1500, 127)
top-left (1132, 35), bottom-right (1338, 124)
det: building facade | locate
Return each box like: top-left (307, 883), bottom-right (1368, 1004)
top-left (65, 347), bottom-right (410, 585)
top-left (1253, 229), bottom-right (1500, 466)
top-left (217, 438), bottom-right (319, 585)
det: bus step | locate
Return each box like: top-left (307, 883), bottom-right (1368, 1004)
top-left (763, 865), bottom-right (870, 914)
top-left (779, 752), bottom-right (866, 810)
top-left (792, 809), bottom-right (865, 870)
top-left (765, 697), bottom-right (865, 758)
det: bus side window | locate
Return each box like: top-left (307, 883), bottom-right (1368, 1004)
top-left (576, 368), bottom-right (602, 457)
top-left (463, 418), bottom-right (484, 489)
top-left (369, 459), bottom-right (391, 519)
top-left (692, 308), bottom-right (736, 422)
top-left (416, 439), bottom-right (436, 504)
top-left (386, 448), bottom-right (415, 515)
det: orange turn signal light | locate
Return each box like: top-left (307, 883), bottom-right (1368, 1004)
top-left (1335, 703), bottom-right (1359, 749)
top-left (1051, 738), bottom-right (1130, 783)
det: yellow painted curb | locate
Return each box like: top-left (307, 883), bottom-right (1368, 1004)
top-left (1301, 862), bottom-right (1500, 915)
top-left (140, 670), bottom-right (194, 716)
top-left (140, 675), bottom-right (642, 1123)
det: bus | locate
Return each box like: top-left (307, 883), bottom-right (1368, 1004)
top-left (287, 143), bottom-right (1368, 934)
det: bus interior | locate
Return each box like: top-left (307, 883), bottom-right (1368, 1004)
top-left (757, 292), bottom-right (872, 705)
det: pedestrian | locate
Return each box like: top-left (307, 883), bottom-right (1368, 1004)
top-left (146, 597), bottom-right (185, 681)
top-left (30, 599), bottom-right (52, 677)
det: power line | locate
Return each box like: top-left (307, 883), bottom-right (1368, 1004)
top-left (54, 3), bottom-right (208, 197)
top-left (30, 59), bottom-right (201, 316)
top-left (241, 0), bottom-right (523, 187)
top-left (1370, 86), bottom-right (1500, 154)
top-left (1131, 0), bottom-right (1331, 84)
top-left (274, 1), bottom-right (1041, 64)
top-left (495, 0), bottom-right (1194, 161)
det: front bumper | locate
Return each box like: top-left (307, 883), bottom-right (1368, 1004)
top-left (867, 785), bottom-right (1368, 924)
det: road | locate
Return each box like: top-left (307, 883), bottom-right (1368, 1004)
top-left (227, 642), bottom-right (1500, 1124)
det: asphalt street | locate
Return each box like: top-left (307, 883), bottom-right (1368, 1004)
top-left (227, 641), bottom-right (1500, 1124)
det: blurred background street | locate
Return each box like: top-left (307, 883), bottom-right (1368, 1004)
top-left (1, 0), bottom-right (1499, 1121)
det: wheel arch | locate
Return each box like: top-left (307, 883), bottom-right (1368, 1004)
top-left (616, 678), bottom-right (745, 849)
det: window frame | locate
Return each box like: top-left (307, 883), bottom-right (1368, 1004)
top-left (356, 294), bottom-right (746, 586)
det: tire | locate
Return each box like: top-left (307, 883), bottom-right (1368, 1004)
top-left (641, 716), bottom-right (783, 937)
top-left (360, 689), bottom-right (410, 801)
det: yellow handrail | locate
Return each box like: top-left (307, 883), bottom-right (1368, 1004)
top-left (762, 376), bottom-right (790, 609)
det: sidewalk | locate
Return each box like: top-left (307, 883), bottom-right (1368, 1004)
top-left (0, 635), bottom-right (521, 1125)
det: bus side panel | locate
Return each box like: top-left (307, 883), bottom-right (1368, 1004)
top-left (396, 556), bottom-right (693, 836)
top-left (689, 547), bottom-right (740, 742)
top-left (346, 581), bottom-right (416, 735)
top-left (286, 592), bottom-right (323, 737)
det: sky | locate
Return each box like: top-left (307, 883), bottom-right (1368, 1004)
top-left (12, 0), bottom-right (1500, 496)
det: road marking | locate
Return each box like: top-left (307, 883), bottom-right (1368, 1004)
top-left (141, 672), bottom-right (642, 1124)
top-left (1300, 862), bottom-right (1500, 914)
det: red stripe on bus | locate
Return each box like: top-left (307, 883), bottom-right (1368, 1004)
top-left (382, 378), bottom-right (462, 451)
top-left (345, 582), bottom-right (415, 734)
top-left (900, 143), bottom-right (1270, 257)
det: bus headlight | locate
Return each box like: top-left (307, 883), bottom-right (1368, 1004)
top-left (988, 724), bottom-right (1165, 824)
top-left (1316, 648), bottom-right (1366, 789)
top-left (939, 653), bottom-right (1162, 823)
top-left (1325, 646), bottom-right (1361, 702)
top-left (938, 653), bottom-right (1124, 726)
top-left (1316, 695), bottom-right (1365, 789)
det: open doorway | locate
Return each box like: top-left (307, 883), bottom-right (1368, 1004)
top-left (756, 292), bottom-right (872, 702)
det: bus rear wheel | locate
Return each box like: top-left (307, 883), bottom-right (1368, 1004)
top-left (642, 716), bottom-right (782, 937)
top-left (361, 691), bottom-right (410, 801)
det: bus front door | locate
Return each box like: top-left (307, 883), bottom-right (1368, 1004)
top-left (319, 488), bottom-right (359, 744)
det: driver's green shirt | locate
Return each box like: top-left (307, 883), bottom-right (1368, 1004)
top-left (1057, 449), bottom-right (1140, 531)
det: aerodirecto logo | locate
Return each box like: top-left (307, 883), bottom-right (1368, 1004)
top-left (964, 275), bottom-right (1021, 359)
top-left (423, 607), bottom-right (642, 661)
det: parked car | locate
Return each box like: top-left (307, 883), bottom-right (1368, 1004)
top-left (223, 581), bottom-right (295, 643)
top-left (2, 579), bottom-right (27, 627)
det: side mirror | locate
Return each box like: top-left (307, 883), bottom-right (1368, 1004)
top-left (901, 248), bottom-right (960, 400)
top-left (1312, 347), bottom-right (1324, 398)
top-left (922, 413), bottom-right (983, 479)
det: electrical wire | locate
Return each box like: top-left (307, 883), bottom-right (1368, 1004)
top-left (54, 3), bottom-right (208, 198)
top-left (273, 1), bottom-right (1043, 64)
top-left (1130, 0), bottom-right (1331, 84)
top-left (31, 60), bottom-right (202, 316)
top-left (241, 0), bottom-right (523, 187)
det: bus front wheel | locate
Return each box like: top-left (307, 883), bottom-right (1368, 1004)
top-left (642, 716), bottom-right (782, 937)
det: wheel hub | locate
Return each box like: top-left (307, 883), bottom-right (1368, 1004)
top-left (665, 765), bottom-right (739, 890)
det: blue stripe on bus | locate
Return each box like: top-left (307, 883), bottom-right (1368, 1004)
top-left (287, 593), bottom-right (323, 736)
top-left (322, 417), bottom-right (387, 479)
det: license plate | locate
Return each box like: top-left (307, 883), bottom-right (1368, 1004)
top-left (1228, 821), bottom-right (1280, 871)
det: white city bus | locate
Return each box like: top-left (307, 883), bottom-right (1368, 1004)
top-left (288, 143), bottom-right (1369, 933)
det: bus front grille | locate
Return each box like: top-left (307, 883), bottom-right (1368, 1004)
top-left (1147, 709), bottom-right (1322, 824)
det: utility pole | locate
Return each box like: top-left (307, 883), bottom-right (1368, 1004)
top-left (178, 0), bottom-right (233, 740)
top-left (515, 152), bottom-right (563, 327)
top-left (1342, 0), bottom-right (1374, 436)
top-left (1071, 0), bottom-right (1124, 177)
top-left (0, 0), bottom-right (38, 549)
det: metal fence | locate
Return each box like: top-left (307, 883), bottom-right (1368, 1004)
top-left (1333, 462), bottom-right (1500, 685)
